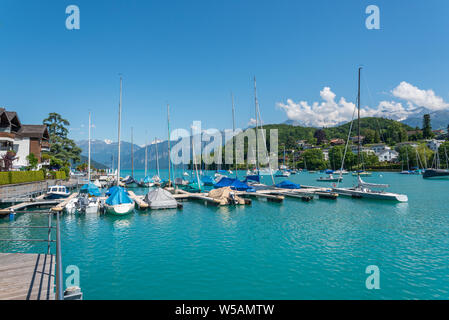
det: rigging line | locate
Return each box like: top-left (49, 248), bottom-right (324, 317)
top-left (362, 72), bottom-right (388, 143)
top-left (256, 101), bottom-right (275, 185)
top-left (336, 100), bottom-right (357, 187)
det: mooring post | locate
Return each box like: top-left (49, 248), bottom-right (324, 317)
top-left (55, 210), bottom-right (63, 300)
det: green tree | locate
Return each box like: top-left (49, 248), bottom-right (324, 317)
top-left (302, 149), bottom-right (326, 170)
top-left (43, 113), bottom-right (81, 167)
top-left (328, 145), bottom-right (356, 170)
top-left (314, 129), bottom-right (326, 145)
top-left (26, 153), bottom-right (39, 170)
top-left (422, 114), bottom-right (433, 139)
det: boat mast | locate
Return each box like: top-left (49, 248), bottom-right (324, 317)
top-left (144, 136), bottom-right (148, 177)
top-left (357, 67), bottom-right (362, 175)
top-left (117, 76), bottom-right (122, 186)
top-left (254, 76), bottom-right (259, 174)
top-left (231, 92), bottom-right (237, 178)
top-left (131, 127), bottom-right (134, 177)
top-left (88, 111), bottom-right (91, 184)
top-left (167, 104), bottom-right (172, 187)
top-left (155, 137), bottom-right (160, 177)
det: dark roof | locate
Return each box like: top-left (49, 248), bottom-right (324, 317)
top-left (18, 125), bottom-right (49, 139)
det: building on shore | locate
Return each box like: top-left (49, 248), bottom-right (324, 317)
top-left (0, 108), bottom-right (50, 169)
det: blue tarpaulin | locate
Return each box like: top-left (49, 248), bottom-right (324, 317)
top-left (105, 186), bottom-right (125, 196)
top-left (325, 169), bottom-right (334, 174)
top-left (79, 183), bottom-right (101, 197)
top-left (244, 175), bottom-right (260, 183)
top-left (201, 176), bottom-right (215, 185)
top-left (214, 177), bottom-right (253, 191)
top-left (105, 186), bottom-right (133, 205)
top-left (275, 180), bottom-right (301, 189)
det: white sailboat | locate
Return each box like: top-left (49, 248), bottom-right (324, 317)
top-left (66, 112), bottom-right (101, 214)
top-left (104, 76), bottom-right (135, 215)
top-left (332, 67), bottom-right (408, 202)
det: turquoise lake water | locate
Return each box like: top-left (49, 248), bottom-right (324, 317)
top-left (1, 170), bottom-right (449, 299)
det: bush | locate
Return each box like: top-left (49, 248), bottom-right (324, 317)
top-left (0, 171), bottom-right (45, 185)
top-left (49, 170), bottom-right (66, 180)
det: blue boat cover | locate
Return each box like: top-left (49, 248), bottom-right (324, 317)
top-left (105, 186), bottom-right (133, 205)
top-left (325, 169), bottom-right (334, 174)
top-left (214, 177), bottom-right (252, 191)
top-left (105, 185), bottom-right (125, 196)
top-left (123, 176), bottom-right (138, 185)
top-left (201, 176), bottom-right (215, 185)
top-left (275, 180), bottom-right (301, 189)
top-left (244, 175), bottom-right (260, 183)
top-left (79, 183), bottom-right (101, 197)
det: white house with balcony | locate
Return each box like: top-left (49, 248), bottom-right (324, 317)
top-left (377, 149), bottom-right (399, 162)
top-left (0, 108), bottom-right (50, 169)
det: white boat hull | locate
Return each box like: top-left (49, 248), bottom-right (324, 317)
top-left (333, 187), bottom-right (408, 202)
top-left (104, 202), bottom-right (135, 215)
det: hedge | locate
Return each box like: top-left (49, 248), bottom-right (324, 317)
top-left (0, 170), bottom-right (45, 185)
top-left (49, 170), bottom-right (66, 180)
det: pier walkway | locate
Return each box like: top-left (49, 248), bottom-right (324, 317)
top-left (0, 253), bottom-right (55, 300)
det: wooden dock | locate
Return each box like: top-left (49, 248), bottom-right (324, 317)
top-left (0, 200), bottom-right (62, 216)
top-left (0, 253), bottom-right (55, 300)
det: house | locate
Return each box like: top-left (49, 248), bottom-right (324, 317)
top-left (350, 135), bottom-right (365, 144)
top-left (0, 108), bottom-right (49, 169)
top-left (296, 140), bottom-right (307, 148)
top-left (377, 149), bottom-right (399, 162)
top-left (426, 139), bottom-right (445, 152)
top-left (330, 138), bottom-right (345, 146)
top-left (369, 143), bottom-right (390, 155)
top-left (350, 145), bottom-right (375, 155)
top-left (322, 148), bottom-right (329, 161)
top-left (396, 142), bottom-right (418, 149)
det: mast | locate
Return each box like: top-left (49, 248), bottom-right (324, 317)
top-left (231, 92), bottom-right (237, 178)
top-left (117, 76), bottom-right (122, 186)
top-left (88, 111), bottom-right (91, 183)
top-left (155, 137), bottom-right (160, 177)
top-left (167, 104), bottom-right (171, 186)
top-left (144, 136), bottom-right (148, 177)
top-left (254, 76), bottom-right (259, 174)
top-left (131, 127), bottom-right (134, 177)
top-left (357, 67), bottom-right (362, 174)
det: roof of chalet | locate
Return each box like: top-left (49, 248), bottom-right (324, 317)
top-left (18, 125), bottom-right (49, 139)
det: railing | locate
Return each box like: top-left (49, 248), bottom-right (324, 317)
top-left (0, 210), bottom-right (64, 300)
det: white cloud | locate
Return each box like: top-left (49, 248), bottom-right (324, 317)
top-left (248, 118), bottom-right (257, 126)
top-left (278, 82), bottom-right (449, 127)
top-left (391, 81), bottom-right (449, 111)
top-left (277, 87), bottom-right (368, 127)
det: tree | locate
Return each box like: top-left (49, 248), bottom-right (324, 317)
top-left (0, 150), bottom-right (17, 171)
top-left (422, 114), bottom-right (433, 139)
top-left (328, 145), bottom-right (356, 170)
top-left (314, 129), bottom-right (326, 145)
top-left (302, 149), bottom-right (326, 170)
top-left (26, 153), bottom-right (38, 170)
top-left (43, 113), bottom-right (81, 167)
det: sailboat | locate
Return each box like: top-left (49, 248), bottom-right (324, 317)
top-left (400, 147), bottom-right (413, 174)
top-left (104, 76), bottom-right (135, 215)
top-left (423, 144), bottom-right (449, 179)
top-left (66, 112), bottom-right (101, 214)
top-left (244, 77), bottom-right (276, 186)
top-left (333, 67), bottom-right (408, 202)
top-left (275, 146), bottom-right (291, 177)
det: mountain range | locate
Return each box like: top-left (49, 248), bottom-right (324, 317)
top-left (77, 113), bottom-right (447, 170)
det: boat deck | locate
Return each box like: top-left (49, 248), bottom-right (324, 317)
top-left (0, 253), bottom-right (55, 300)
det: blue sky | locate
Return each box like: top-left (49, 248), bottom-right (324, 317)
top-left (1, 0), bottom-right (449, 145)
